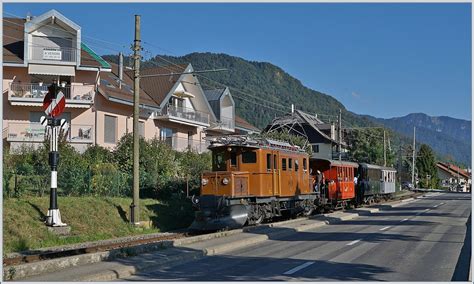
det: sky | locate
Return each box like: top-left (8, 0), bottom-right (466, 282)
top-left (4, 3), bottom-right (472, 120)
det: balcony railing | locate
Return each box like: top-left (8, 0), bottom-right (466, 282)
top-left (30, 45), bottom-right (76, 62)
top-left (162, 136), bottom-right (210, 153)
top-left (9, 83), bottom-right (94, 103)
top-left (219, 116), bottom-right (235, 130)
top-left (159, 105), bottom-right (210, 125)
top-left (6, 122), bottom-right (93, 144)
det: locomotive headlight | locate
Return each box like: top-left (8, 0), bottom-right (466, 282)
top-left (202, 178), bottom-right (209, 186)
top-left (222, 177), bottom-right (229, 185)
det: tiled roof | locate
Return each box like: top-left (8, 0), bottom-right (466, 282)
top-left (3, 17), bottom-right (109, 68)
top-left (235, 115), bottom-right (260, 132)
top-left (437, 162), bottom-right (470, 179)
top-left (125, 64), bottom-right (188, 107)
top-left (204, 88), bottom-right (226, 101)
top-left (98, 62), bottom-right (157, 107)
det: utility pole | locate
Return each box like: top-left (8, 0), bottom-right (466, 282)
top-left (131, 15), bottom-right (141, 225)
top-left (383, 130), bottom-right (386, 167)
top-left (412, 126), bottom-right (416, 187)
top-left (338, 109), bottom-right (342, 161)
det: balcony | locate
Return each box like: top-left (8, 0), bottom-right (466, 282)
top-left (156, 105), bottom-right (210, 127)
top-left (162, 136), bottom-right (210, 153)
top-left (6, 122), bottom-right (94, 144)
top-left (8, 83), bottom-right (94, 108)
top-left (29, 45), bottom-right (77, 63)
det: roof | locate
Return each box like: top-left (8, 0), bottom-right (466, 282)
top-left (264, 109), bottom-right (344, 146)
top-left (98, 62), bottom-right (157, 108)
top-left (310, 158), bottom-right (359, 168)
top-left (359, 163), bottom-right (396, 171)
top-left (204, 88), bottom-right (226, 101)
top-left (126, 64), bottom-right (188, 107)
top-left (235, 115), bottom-right (260, 132)
top-left (3, 16), bottom-right (110, 68)
top-left (437, 162), bottom-right (470, 179)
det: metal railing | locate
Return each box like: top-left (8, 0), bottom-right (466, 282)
top-left (30, 45), bottom-right (76, 62)
top-left (219, 116), bottom-right (235, 130)
top-left (8, 83), bottom-right (94, 102)
top-left (6, 122), bottom-right (94, 143)
top-left (162, 136), bottom-right (210, 153)
top-left (160, 105), bottom-right (210, 125)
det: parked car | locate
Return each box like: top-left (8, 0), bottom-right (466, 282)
top-left (402, 181), bottom-right (414, 190)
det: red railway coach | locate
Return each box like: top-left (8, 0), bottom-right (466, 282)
top-left (309, 158), bottom-right (359, 208)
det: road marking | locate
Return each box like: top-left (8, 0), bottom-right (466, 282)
top-left (283, 261), bottom-right (315, 275)
top-left (400, 218), bottom-right (409, 222)
top-left (433, 204), bottom-right (439, 208)
top-left (379, 226), bottom-right (391, 231)
top-left (346, 239), bottom-right (362, 246)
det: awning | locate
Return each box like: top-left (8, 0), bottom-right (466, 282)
top-left (28, 64), bottom-right (76, 76)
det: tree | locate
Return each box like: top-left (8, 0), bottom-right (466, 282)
top-left (415, 144), bottom-right (439, 189)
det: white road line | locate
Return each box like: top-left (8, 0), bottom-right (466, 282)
top-left (346, 239), bottom-right (362, 246)
top-left (283, 261), bottom-right (315, 275)
top-left (379, 226), bottom-right (391, 231)
top-left (400, 218), bottom-right (409, 222)
top-left (433, 205), bottom-right (439, 208)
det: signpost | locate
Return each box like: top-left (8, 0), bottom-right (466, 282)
top-left (43, 81), bottom-right (68, 227)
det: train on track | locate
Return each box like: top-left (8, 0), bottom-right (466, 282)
top-left (190, 136), bottom-right (396, 231)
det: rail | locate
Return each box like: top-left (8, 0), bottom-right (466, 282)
top-left (161, 105), bottom-right (210, 125)
top-left (6, 122), bottom-right (94, 143)
top-left (8, 83), bottom-right (94, 102)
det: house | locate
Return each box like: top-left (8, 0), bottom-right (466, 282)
top-left (3, 10), bottom-right (260, 154)
top-left (263, 109), bottom-right (347, 159)
top-left (436, 162), bottom-right (471, 192)
top-left (3, 10), bottom-right (111, 152)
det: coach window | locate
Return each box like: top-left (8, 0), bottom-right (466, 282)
top-left (282, 158), bottom-right (287, 171)
top-left (295, 159), bottom-right (299, 172)
top-left (289, 158), bottom-right (293, 171)
top-left (303, 158), bottom-right (307, 171)
top-left (242, 151), bottom-right (257, 163)
top-left (266, 154), bottom-right (272, 171)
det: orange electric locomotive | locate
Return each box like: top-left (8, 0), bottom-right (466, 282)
top-left (190, 136), bottom-right (360, 231)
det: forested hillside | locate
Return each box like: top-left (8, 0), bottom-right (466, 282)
top-left (102, 52), bottom-right (470, 166)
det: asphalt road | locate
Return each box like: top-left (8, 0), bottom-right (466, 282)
top-left (124, 192), bottom-right (471, 281)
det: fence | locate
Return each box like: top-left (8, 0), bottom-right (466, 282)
top-left (9, 83), bottom-right (94, 102)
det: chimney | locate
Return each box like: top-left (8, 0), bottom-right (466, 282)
top-left (118, 52), bottom-right (123, 89)
top-left (26, 12), bottom-right (32, 22)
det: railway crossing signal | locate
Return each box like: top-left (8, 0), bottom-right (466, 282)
top-left (42, 82), bottom-right (68, 227)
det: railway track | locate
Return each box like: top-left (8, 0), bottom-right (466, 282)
top-left (3, 191), bottom-right (421, 268)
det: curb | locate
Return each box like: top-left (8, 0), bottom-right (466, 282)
top-left (6, 192), bottom-right (418, 281)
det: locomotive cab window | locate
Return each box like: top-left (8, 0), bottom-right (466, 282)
top-left (212, 150), bottom-right (227, 171)
top-left (295, 159), bottom-right (299, 172)
top-left (230, 151), bottom-right (237, 167)
top-left (303, 158), bottom-right (307, 171)
top-left (282, 158), bottom-right (287, 171)
top-left (242, 151), bottom-right (257, 163)
top-left (289, 158), bottom-right (293, 170)
top-left (266, 154), bottom-right (272, 171)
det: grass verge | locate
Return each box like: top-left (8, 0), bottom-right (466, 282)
top-left (3, 196), bottom-right (194, 254)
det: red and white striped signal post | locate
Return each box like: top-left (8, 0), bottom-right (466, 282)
top-left (43, 81), bottom-right (68, 227)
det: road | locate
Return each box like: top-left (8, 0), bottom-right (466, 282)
top-left (124, 192), bottom-right (471, 281)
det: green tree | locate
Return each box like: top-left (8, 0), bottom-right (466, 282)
top-left (415, 144), bottom-right (439, 189)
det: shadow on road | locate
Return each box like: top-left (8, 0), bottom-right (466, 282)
top-left (451, 213), bottom-right (471, 281)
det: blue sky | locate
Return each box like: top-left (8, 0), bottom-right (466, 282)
top-left (4, 3), bottom-right (472, 120)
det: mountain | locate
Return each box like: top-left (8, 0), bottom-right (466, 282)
top-left (103, 52), bottom-right (470, 166)
top-left (366, 113), bottom-right (471, 166)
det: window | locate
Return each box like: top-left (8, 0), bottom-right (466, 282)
top-left (104, 115), bottom-right (117, 144)
top-left (303, 158), bottom-right (307, 171)
top-left (295, 159), bottom-right (299, 172)
top-left (138, 121), bottom-right (145, 138)
top-left (282, 158), bottom-right (287, 171)
top-left (289, 158), bottom-right (293, 170)
top-left (160, 127), bottom-right (174, 147)
top-left (212, 150), bottom-right (227, 171)
top-left (274, 154), bottom-right (278, 169)
top-left (312, 144), bottom-right (319, 153)
top-left (266, 154), bottom-right (272, 171)
top-left (242, 151), bottom-right (257, 163)
top-left (231, 152), bottom-right (237, 167)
